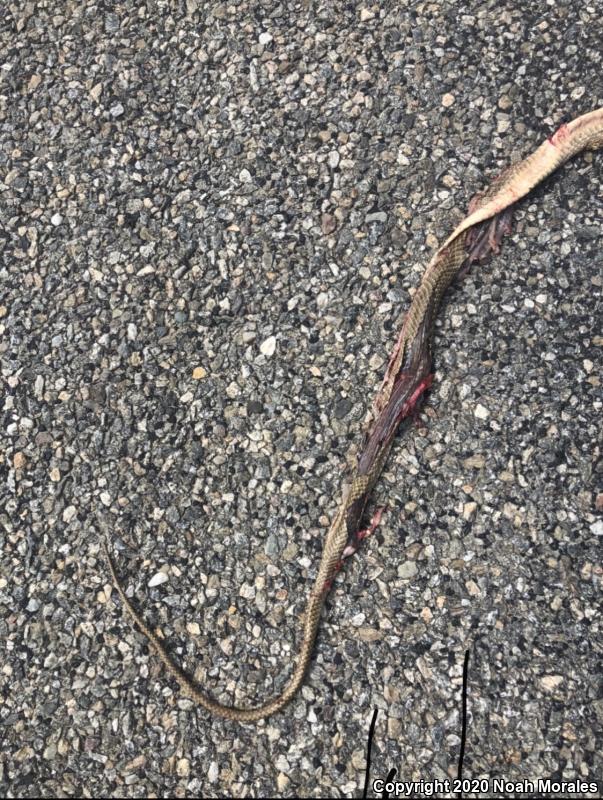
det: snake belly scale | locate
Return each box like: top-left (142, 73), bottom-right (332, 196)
top-left (104, 108), bottom-right (603, 722)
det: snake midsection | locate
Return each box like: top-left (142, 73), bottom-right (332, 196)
top-left (104, 107), bottom-right (603, 722)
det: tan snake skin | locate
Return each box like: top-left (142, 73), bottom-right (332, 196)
top-left (104, 108), bottom-right (603, 722)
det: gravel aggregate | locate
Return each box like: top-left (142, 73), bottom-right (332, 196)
top-left (1, 1), bottom-right (602, 797)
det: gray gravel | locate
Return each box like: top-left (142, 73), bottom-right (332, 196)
top-left (1, 1), bottom-right (602, 798)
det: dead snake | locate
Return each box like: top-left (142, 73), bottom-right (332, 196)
top-left (104, 107), bottom-right (603, 721)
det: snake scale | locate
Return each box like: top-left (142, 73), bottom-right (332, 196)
top-left (104, 107), bottom-right (603, 722)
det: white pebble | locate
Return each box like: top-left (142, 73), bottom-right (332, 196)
top-left (259, 31), bottom-right (272, 45)
top-left (474, 403), bottom-right (489, 420)
top-left (398, 561), bottom-right (418, 579)
top-left (260, 335), bottom-right (276, 356)
top-left (51, 213), bottom-right (63, 226)
top-left (540, 674), bottom-right (563, 691)
top-left (316, 292), bottom-right (329, 309)
top-left (148, 572), bottom-right (169, 587)
top-left (225, 381), bottom-right (240, 398)
top-left (62, 505), bottom-right (77, 523)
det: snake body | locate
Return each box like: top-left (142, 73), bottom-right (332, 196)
top-left (105, 108), bottom-right (603, 722)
